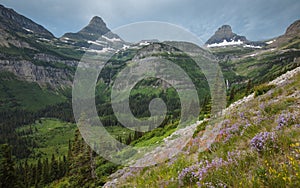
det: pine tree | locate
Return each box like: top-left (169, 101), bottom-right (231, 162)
top-left (125, 133), bottom-right (132, 145)
top-left (0, 144), bottom-right (17, 188)
top-left (41, 157), bottom-right (49, 185)
top-left (246, 79), bottom-right (252, 95)
top-left (229, 86), bottom-right (235, 102)
top-left (68, 129), bottom-right (96, 187)
top-left (50, 154), bottom-right (59, 182)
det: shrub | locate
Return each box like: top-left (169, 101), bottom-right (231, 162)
top-left (193, 121), bottom-right (208, 138)
top-left (254, 84), bottom-right (275, 97)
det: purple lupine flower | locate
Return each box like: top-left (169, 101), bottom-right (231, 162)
top-left (250, 132), bottom-right (277, 152)
top-left (178, 150), bottom-right (241, 185)
top-left (239, 112), bottom-right (245, 119)
top-left (276, 114), bottom-right (287, 130)
top-left (219, 123), bottom-right (241, 143)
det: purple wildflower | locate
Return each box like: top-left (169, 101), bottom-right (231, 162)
top-left (239, 112), bottom-right (245, 119)
top-left (276, 114), bottom-right (287, 130)
top-left (250, 132), bottom-right (277, 152)
top-left (178, 151), bottom-right (241, 186)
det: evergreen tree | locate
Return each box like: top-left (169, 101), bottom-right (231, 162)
top-left (0, 144), bottom-right (16, 188)
top-left (35, 158), bottom-right (43, 187)
top-left (50, 154), bottom-right (59, 182)
top-left (229, 86), bottom-right (236, 102)
top-left (41, 157), bottom-right (49, 185)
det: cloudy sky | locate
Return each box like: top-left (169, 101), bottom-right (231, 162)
top-left (0, 0), bottom-right (299, 41)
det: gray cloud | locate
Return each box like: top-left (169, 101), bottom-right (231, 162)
top-left (0, 0), bottom-right (299, 41)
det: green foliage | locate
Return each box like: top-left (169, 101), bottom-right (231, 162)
top-left (0, 71), bottom-right (66, 111)
top-left (193, 120), bottom-right (208, 138)
top-left (254, 84), bottom-right (275, 97)
top-left (16, 118), bottom-right (76, 162)
top-left (0, 144), bottom-right (17, 188)
top-left (264, 98), bottom-right (296, 114)
top-left (122, 70), bottom-right (300, 187)
top-left (131, 122), bottom-right (178, 147)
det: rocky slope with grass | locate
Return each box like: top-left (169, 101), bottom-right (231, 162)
top-left (105, 64), bottom-right (300, 187)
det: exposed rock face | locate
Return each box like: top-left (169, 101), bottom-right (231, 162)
top-left (205, 25), bottom-right (247, 44)
top-left (0, 4), bottom-right (54, 39)
top-left (0, 59), bottom-right (73, 88)
top-left (33, 53), bottom-right (78, 67)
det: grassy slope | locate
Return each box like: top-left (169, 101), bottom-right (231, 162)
top-left (16, 118), bottom-right (76, 162)
top-left (0, 71), bottom-right (66, 111)
top-left (16, 118), bottom-right (134, 163)
top-left (118, 70), bottom-right (300, 187)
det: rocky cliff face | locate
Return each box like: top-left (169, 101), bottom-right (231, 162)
top-left (0, 59), bottom-right (73, 88)
top-left (205, 25), bottom-right (248, 45)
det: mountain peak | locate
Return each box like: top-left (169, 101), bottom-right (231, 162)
top-left (78, 16), bottom-right (110, 36)
top-left (62, 16), bottom-right (116, 41)
top-left (217, 25), bottom-right (233, 33)
top-left (89, 16), bottom-right (106, 26)
top-left (205, 25), bottom-right (247, 45)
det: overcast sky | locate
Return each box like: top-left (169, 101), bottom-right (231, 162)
top-left (0, 0), bottom-right (299, 41)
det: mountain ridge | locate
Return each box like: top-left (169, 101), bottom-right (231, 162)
top-left (0, 4), bottom-right (54, 39)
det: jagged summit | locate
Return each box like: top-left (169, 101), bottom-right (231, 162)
top-left (78, 16), bottom-right (110, 36)
top-left (62, 16), bottom-right (120, 41)
top-left (205, 25), bottom-right (247, 45)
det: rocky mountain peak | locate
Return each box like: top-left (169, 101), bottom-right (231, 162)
top-left (205, 24), bottom-right (247, 45)
top-left (62, 16), bottom-right (121, 42)
top-left (216, 25), bottom-right (233, 35)
top-left (79, 16), bottom-right (110, 36)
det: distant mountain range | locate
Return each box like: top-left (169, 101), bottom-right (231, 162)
top-left (0, 3), bottom-right (299, 90)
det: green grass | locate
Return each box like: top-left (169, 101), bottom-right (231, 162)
top-left (131, 122), bottom-right (178, 147)
top-left (16, 118), bottom-right (139, 163)
top-left (16, 118), bottom-right (76, 162)
top-left (0, 71), bottom-right (66, 111)
top-left (105, 126), bottom-right (135, 140)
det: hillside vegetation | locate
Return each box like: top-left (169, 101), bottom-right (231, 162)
top-left (112, 66), bottom-right (300, 188)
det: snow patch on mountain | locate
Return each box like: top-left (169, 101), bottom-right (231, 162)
top-left (266, 40), bottom-right (276, 44)
top-left (243, 44), bottom-right (262, 49)
top-left (207, 39), bottom-right (244, 47)
top-left (102, 35), bottom-right (122, 42)
top-left (22, 27), bottom-right (33, 33)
